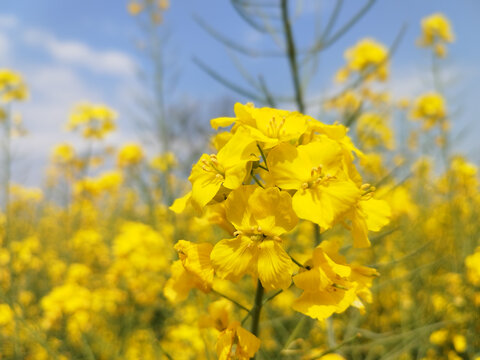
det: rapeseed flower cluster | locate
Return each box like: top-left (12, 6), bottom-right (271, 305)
top-left (67, 103), bottom-right (117, 139)
top-left (417, 13), bottom-right (454, 57)
top-left (169, 102), bottom-right (391, 357)
top-left (335, 39), bottom-right (389, 83)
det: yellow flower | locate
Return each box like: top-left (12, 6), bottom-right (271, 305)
top-left (465, 247), bottom-right (480, 286)
top-left (51, 143), bottom-right (76, 164)
top-left (324, 90), bottom-right (361, 115)
top-left (292, 246), bottom-right (355, 321)
top-left (0, 304), bottom-right (13, 326)
top-left (127, 2), bottom-right (143, 15)
top-left (210, 131), bottom-right (233, 151)
top-left (268, 138), bottom-right (361, 230)
top-left (211, 102), bottom-right (308, 149)
top-left (164, 240), bottom-right (214, 302)
top-left (216, 321), bottom-right (260, 360)
top-left (452, 334), bottom-right (467, 353)
top-left (337, 39), bottom-right (389, 82)
top-left (96, 170), bottom-right (123, 192)
top-left (356, 112), bottom-right (395, 150)
top-left (410, 92), bottom-right (447, 129)
top-left (418, 13), bottom-right (454, 53)
top-left (292, 240), bottom-right (378, 320)
top-left (0, 69), bottom-right (28, 102)
top-left (188, 129), bottom-right (258, 210)
top-left (318, 355), bottom-right (346, 360)
top-left (150, 151), bottom-right (177, 171)
top-left (117, 143), bottom-right (144, 167)
top-left (67, 103), bottom-right (116, 139)
top-left (345, 189), bottom-right (391, 248)
top-left (198, 299), bottom-right (232, 331)
top-left (210, 186), bottom-right (297, 290)
top-left (429, 329), bottom-right (448, 345)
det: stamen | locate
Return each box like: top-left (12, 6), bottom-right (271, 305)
top-left (361, 183), bottom-right (371, 191)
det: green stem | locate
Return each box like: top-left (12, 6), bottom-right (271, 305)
top-left (250, 280), bottom-right (264, 338)
top-left (290, 255), bottom-right (305, 268)
top-left (314, 223), bottom-right (321, 246)
top-left (313, 333), bottom-right (361, 359)
top-left (251, 173), bottom-right (265, 189)
top-left (282, 316), bottom-right (307, 351)
top-left (281, 0), bottom-right (305, 113)
top-left (3, 104), bottom-right (11, 245)
top-left (211, 289), bottom-right (250, 312)
top-left (262, 289), bottom-right (283, 305)
top-left (257, 144), bottom-right (268, 170)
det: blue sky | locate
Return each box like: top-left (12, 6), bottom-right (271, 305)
top-left (1, 0), bottom-right (480, 184)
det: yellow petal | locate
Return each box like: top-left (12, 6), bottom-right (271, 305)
top-left (211, 131), bottom-right (233, 151)
top-left (174, 240), bottom-right (214, 292)
top-left (257, 240), bottom-right (293, 290)
top-left (189, 154), bottom-right (223, 208)
top-left (225, 185), bottom-right (257, 231)
top-left (169, 191), bottom-right (191, 214)
top-left (267, 142), bottom-right (311, 189)
top-left (293, 181), bottom-right (360, 229)
top-left (210, 236), bottom-right (257, 281)
top-left (218, 129), bottom-right (258, 189)
top-left (293, 287), bottom-right (357, 321)
top-left (301, 137), bottom-right (344, 177)
top-left (163, 261), bottom-right (195, 303)
top-left (293, 267), bottom-right (331, 292)
top-left (216, 327), bottom-right (235, 360)
top-left (211, 116), bottom-right (236, 130)
top-left (236, 323), bottom-right (261, 358)
top-left (315, 245), bottom-right (352, 278)
top-left (250, 187), bottom-right (298, 236)
top-left (361, 198), bottom-right (391, 231)
top-left (349, 207), bottom-right (370, 248)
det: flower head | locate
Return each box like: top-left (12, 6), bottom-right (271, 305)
top-left (210, 186), bottom-right (297, 290)
top-left (336, 39), bottom-right (389, 83)
top-left (418, 13), bottom-right (454, 57)
top-left (410, 92), bottom-right (447, 130)
top-left (67, 103), bottom-right (116, 139)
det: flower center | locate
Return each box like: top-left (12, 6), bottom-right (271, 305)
top-left (234, 226), bottom-right (280, 242)
top-left (301, 165), bottom-right (335, 189)
top-left (266, 116), bottom-right (286, 138)
top-left (201, 154), bottom-right (225, 179)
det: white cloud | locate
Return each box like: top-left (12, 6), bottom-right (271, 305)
top-left (0, 32), bottom-right (10, 63)
top-left (0, 14), bottom-right (18, 29)
top-left (0, 14), bottom-right (144, 185)
top-left (23, 28), bottom-right (136, 77)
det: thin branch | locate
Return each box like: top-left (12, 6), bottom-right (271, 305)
top-left (231, 0), bottom-right (276, 34)
top-left (211, 289), bottom-right (250, 312)
top-left (309, 0), bottom-right (377, 55)
top-left (321, 0), bottom-right (344, 41)
top-left (257, 144), bottom-right (269, 170)
top-left (194, 14), bottom-right (284, 57)
top-left (281, 0), bottom-right (305, 113)
top-left (258, 75), bottom-right (277, 107)
top-left (193, 57), bottom-right (266, 102)
top-left (318, 23), bottom-right (407, 106)
top-left (290, 255), bottom-right (305, 268)
top-left (312, 333), bottom-right (362, 359)
top-left (252, 174), bottom-right (265, 188)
